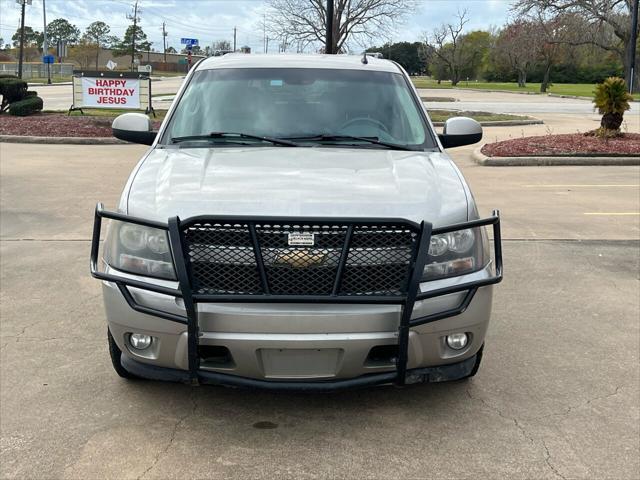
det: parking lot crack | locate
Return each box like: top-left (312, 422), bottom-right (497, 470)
top-left (541, 437), bottom-right (567, 480)
top-left (525, 385), bottom-right (625, 421)
top-left (4, 293), bottom-right (102, 343)
top-left (137, 389), bottom-right (198, 479)
top-left (565, 385), bottom-right (624, 417)
top-left (466, 388), bottom-right (566, 480)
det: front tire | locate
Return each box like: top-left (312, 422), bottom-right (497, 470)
top-left (107, 328), bottom-right (140, 379)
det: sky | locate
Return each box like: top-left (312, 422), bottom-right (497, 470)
top-left (0, 0), bottom-right (514, 53)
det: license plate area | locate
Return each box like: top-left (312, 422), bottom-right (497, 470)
top-left (258, 348), bottom-right (343, 379)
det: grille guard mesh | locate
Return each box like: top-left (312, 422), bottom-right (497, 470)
top-left (181, 220), bottom-right (420, 297)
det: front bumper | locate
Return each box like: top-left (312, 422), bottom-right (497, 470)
top-left (120, 348), bottom-right (482, 390)
top-left (104, 276), bottom-right (494, 380)
top-left (91, 206), bottom-right (502, 387)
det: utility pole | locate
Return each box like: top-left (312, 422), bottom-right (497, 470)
top-left (42, 0), bottom-right (50, 84)
top-left (233, 27), bottom-right (236, 52)
top-left (162, 21), bottom-right (167, 63)
top-left (628, 0), bottom-right (639, 93)
top-left (127, 0), bottom-right (140, 71)
top-left (17, 0), bottom-right (28, 78)
top-left (325, 0), bottom-right (334, 54)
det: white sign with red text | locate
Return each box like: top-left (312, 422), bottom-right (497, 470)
top-left (81, 77), bottom-right (141, 109)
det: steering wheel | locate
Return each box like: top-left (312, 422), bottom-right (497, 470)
top-left (338, 116), bottom-right (390, 135)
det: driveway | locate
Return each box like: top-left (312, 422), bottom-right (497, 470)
top-left (1, 141), bottom-right (638, 479)
top-left (420, 87), bottom-right (640, 117)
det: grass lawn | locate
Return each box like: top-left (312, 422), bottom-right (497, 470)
top-left (427, 109), bottom-right (532, 122)
top-left (53, 108), bottom-right (523, 125)
top-left (27, 76), bottom-right (73, 84)
top-left (411, 77), bottom-right (640, 101)
top-left (151, 71), bottom-right (187, 78)
top-left (60, 108), bottom-right (521, 124)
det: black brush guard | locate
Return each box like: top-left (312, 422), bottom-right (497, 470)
top-left (90, 203), bottom-right (503, 389)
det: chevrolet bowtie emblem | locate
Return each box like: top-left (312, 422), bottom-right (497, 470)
top-left (275, 250), bottom-right (326, 268)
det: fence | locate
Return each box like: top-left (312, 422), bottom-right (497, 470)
top-left (0, 62), bottom-right (74, 79)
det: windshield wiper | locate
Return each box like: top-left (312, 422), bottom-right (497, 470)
top-left (171, 132), bottom-right (299, 147)
top-left (286, 134), bottom-right (415, 151)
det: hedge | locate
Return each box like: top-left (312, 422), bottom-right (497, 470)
top-left (8, 95), bottom-right (44, 116)
top-left (0, 78), bottom-right (28, 111)
top-left (25, 90), bottom-right (37, 97)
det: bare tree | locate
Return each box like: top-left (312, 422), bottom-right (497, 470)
top-left (422, 11), bottom-right (471, 86)
top-left (532, 12), bottom-right (579, 92)
top-left (514, 0), bottom-right (640, 92)
top-left (266, 0), bottom-right (412, 53)
top-left (492, 19), bottom-right (541, 87)
top-left (213, 40), bottom-right (232, 53)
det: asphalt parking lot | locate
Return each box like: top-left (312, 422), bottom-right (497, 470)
top-left (1, 139), bottom-right (639, 479)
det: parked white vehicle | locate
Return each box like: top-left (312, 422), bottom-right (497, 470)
top-left (91, 54), bottom-right (502, 390)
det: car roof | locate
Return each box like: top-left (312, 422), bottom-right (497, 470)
top-left (196, 53), bottom-right (402, 73)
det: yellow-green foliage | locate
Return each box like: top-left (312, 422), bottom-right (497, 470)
top-left (593, 77), bottom-right (632, 116)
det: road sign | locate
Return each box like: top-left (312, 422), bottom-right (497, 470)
top-left (181, 38), bottom-right (199, 46)
top-left (42, 55), bottom-right (54, 64)
top-left (106, 60), bottom-right (117, 71)
top-left (56, 41), bottom-right (67, 58)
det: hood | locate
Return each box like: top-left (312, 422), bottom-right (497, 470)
top-left (126, 147), bottom-right (468, 226)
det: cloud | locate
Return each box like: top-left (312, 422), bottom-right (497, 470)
top-left (0, 0), bottom-right (510, 51)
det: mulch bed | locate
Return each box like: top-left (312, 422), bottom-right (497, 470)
top-left (0, 113), bottom-right (161, 138)
top-left (482, 133), bottom-right (640, 157)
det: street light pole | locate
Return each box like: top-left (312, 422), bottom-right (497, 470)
top-left (325, 0), bottom-right (334, 54)
top-left (43, 0), bottom-right (51, 84)
top-left (17, 0), bottom-right (27, 78)
top-left (628, 0), bottom-right (639, 93)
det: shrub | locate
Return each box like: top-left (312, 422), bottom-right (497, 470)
top-left (0, 78), bottom-right (28, 112)
top-left (25, 90), bottom-right (37, 97)
top-left (8, 95), bottom-right (43, 116)
top-left (593, 77), bottom-right (633, 135)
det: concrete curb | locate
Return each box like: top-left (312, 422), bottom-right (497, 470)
top-left (0, 135), bottom-right (127, 145)
top-left (432, 119), bottom-right (543, 127)
top-left (451, 87), bottom-right (541, 96)
top-left (546, 92), bottom-right (640, 103)
top-left (420, 97), bottom-right (458, 102)
top-left (547, 93), bottom-right (593, 101)
top-left (448, 87), bottom-right (639, 103)
top-left (472, 145), bottom-right (640, 166)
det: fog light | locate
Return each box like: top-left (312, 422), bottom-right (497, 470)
top-left (446, 333), bottom-right (468, 350)
top-left (129, 333), bottom-right (152, 350)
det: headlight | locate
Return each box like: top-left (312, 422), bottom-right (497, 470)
top-left (103, 220), bottom-right (176, 280)
top-left (422, 227), bottom-right (488, 281)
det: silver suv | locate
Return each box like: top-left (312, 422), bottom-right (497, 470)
top-left (91, 54), bottom-right (502, 390)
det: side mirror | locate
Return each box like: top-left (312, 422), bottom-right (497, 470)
top-left (438, 117), bottom-right (482, 149)
top-left (112, 113), bottom-right (157, 146)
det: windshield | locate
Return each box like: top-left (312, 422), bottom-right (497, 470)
top-left (163, 68), bottom-right (435, 148)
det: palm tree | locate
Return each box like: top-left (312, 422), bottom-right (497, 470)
top-left (593, 77), bottom-right (633, 135)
